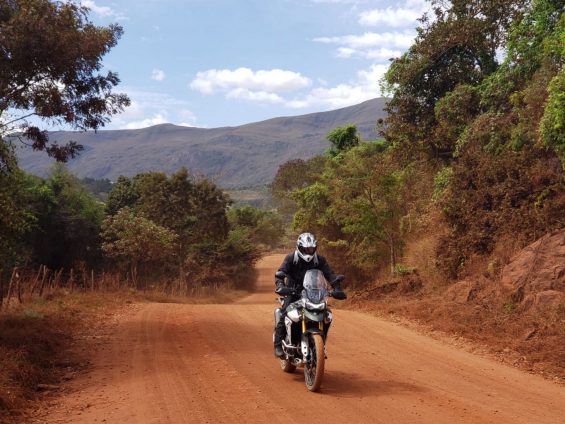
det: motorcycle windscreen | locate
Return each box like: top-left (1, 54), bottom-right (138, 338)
top-left (302, 269), bottom-right (329, 303)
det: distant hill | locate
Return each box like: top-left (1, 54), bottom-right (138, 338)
top-left (17, 98), bottom-right (387, 188)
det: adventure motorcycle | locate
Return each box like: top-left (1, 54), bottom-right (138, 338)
top-left (273, 270), bottom-right (345, 392)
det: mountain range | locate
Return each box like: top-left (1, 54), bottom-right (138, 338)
top-left (17, 97), bottom-right (387, 188)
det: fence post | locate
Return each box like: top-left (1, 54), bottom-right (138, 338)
top-left (30, 265), bottom-right (42, 297)
top-left (53, 269), bottom-right (62, 290)
top-left (6, 268), bottom-right (18, 306)
top-left (38, 267), bottom-right (48, 297)
top-left (69, 268), bottom-right (74, 292)
top-left (16, 272), bottom-right (23, 304)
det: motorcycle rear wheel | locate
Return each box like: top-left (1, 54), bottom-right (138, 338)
top-left (279, 358), bottom-right (296, 373)
top-left (304, 334), bottom-right (325, 392)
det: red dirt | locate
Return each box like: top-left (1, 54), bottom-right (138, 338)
top-left (34, 255), bottom-right (565, 424)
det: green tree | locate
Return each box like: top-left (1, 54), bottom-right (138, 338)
top-left (101, 207), bottom-right (178, 288)
top-left (27, 165), bottom-right (104, 270)
top-left (0, 168), bottom-right (36, 273)
top-left (228, 205), bottom-right (284, 249)
top-left (271, 157), bottom-right (325, 219)
top-left (326, 124), bottom-right (360, 157)
top-left (0, 0), bottom-right (129, 164)
top-left (381, 0), bottom-right (525, 158)
top-left (106, 168), bottom-right (232, 283)
top-left (106, 176), bottom-right (140, 215)
top-left (540, 68), bottom-right (565, 169)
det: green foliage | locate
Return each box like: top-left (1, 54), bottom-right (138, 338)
top-left (0, 0), bottom-right (129, 163)
top-left (271, 157), bottom-right (325, 219)
top-left (101, 207), bottom-right (177, 286)
top-left (540, 68), bottom-right (565, 169)
top-left (26, 165), bottom-right (105, 270)
top-left (104, 168), bottom-right (260, 289)
top-left (101, 207), bottom-right (177, 262)
top-left (394, 263), bottom-right (415, 276)
top-left (376, 0), bottom-right (565, 279)
top-left (437, 144), bottom-right (563, 277)
top-left (105, 176), bottom-right (139, 215)
top-left (381, 0), bottom-right (525, 157)
top-left (80, 177), bottom-right (113, 201)
top-left (290, 140), bottom-right (430, 279)
top-left (433, 167), bottom-right (453, 202)
top-left (326, 124), bottom-right (360, 157)
top-left (185, 228), bottom-right (261, 289)
top-left (227, 205), bottom-right (284, 249)
top-left (0, 165), bottom-right (36, 273)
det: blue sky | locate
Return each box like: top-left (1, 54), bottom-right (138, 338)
top-left (80, 0), bottom-right (428, 129)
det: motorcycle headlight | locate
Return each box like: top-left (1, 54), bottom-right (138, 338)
top-left (305, 300), bottom-right (326, 310)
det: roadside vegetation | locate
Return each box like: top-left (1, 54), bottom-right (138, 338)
top-left (0, 1), bottom-right (285, 415)
top-left (273, 0), bottom-right (564, 378)
top-left (0, 0), bottom-right (563, 417)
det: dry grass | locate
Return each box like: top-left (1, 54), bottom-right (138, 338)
top-left (0, 291), bottom-right (117, 419)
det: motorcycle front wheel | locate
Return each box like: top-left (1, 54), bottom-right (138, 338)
top-left (304, 333), bottom-right (325, 392)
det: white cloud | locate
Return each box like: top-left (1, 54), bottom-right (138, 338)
top-left (358, 0), bottom-right (428, 28)
top-left (359, 7), bottom-right (421, 27)
top-left (124, 113), bottom-right (168, 130)
top-left (190, 68), bottom-right (311, 96)
top-left (310, 0), bottom-right (362, 3)
top-left (337, 46), bottom-right (401, 61)
top-left (314, 32), bottom-right (414, 50)
top-left (188, 62), bottom-right (388, 110)
top-left (151, 69), bottom-right (166, 82)
top-left (314, 31), bottom-right (414, 62)
top-left (286, 64), bottom-right (388, 109)
top-left (106, 89), bottom-right (198, 129)
top-left (226, 88), bottom-right (285, 104)
top-left (80, 1), bottom-right (127, 20)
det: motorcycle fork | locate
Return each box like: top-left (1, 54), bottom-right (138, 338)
top-left (301, 317), bottom-right (326, 360)
top-left (301, 315), bottom-right (324, 334)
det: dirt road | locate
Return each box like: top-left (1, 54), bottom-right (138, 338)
top-left (40, 255), bottom-right (564, 423)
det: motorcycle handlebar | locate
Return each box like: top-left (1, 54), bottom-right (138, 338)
top-left (275, 287), bottom-right (347, 300)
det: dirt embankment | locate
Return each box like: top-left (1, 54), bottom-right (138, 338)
top-left (349, 230), bottom-right (565, 380)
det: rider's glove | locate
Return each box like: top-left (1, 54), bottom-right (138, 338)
top-left (275, 279), bottom-right (285, 294)
top-left (331, 275), bottom-right (347, 300)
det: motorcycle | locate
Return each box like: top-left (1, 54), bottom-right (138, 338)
top-left (274, 270), bottom-right (346, 392)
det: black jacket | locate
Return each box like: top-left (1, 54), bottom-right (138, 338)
top-left (277, 252), bottom-right (336, 290)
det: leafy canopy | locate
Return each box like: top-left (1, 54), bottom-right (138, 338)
top-left (0, 0), bottom-right (130, 164)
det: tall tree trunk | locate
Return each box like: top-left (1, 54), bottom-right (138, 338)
top-left (388, 234), bottom-right (397, 276)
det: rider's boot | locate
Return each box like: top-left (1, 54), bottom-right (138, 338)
top-left (274, 319), bottom-right (286, 358)
top-left (274, 344), bottom-right (284, 358)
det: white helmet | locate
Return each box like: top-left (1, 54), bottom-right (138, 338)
top-left (296, 232), bottom-right (317, 262)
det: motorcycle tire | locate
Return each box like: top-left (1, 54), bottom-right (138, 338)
top-left (279, 358), bottom-right (296, 373)
top-left (304, 334), bottom-right (325, 392)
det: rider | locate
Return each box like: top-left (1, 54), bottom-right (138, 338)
top-left (273, 232), bottom-right (345, 358)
